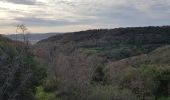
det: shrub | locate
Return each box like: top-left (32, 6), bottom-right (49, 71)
top-left (120, 64), bottom-right (170, 99)
top-left (35, 86), bottom-right (56, 100)
top-left (87, 85), bottom-right (137, 100)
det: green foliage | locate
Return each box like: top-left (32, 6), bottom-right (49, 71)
top-left (158, 96), bottom-right (170, 100)
top-left (24, 56), bottom-right (47, 84)
top-left (92, 65), bottom-right (105, 83)
top-left (79, 48), bottom-right (99, 55)
top-left (34, 26), bottom-right (170, 100)
top-left (35, 86), bottom-right (56, 100)
top-left (120, 64), bottom-right (170, 99)
top-left (0, 36), bottom-right (47, 100)
top-left (99, 46), bottom-right (142, 60)
top-left (0, 41), bottom-right (17, 58)
top-left (87, 85), bottom-right (137, 100)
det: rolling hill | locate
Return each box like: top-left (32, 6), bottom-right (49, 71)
top-left (34, 26), bottom-right (170, 100)
top-left (4, 33), bottom-right (59, 44)
top-left (1, 26), bottom-right (170, 100)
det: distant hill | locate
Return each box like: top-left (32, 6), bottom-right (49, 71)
top-left (1, 26), bottom-right (170, 100)
top-left (38, 26), bottom-right (170, 60)
top-left (34, 26), bottom-right (170, 100)
top-left (4, 33), bottom-right (60, 44)
top-left (106, 45), bottom-right (170, 80)
top-left (40, 26), bottom-right (170, 44)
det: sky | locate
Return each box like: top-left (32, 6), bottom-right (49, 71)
top-left (0, 0), bottom-right (170, 34)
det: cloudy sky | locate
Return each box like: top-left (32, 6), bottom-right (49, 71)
top-left (0, 0), bottom-right (170, 34)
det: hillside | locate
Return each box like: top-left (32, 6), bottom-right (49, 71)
top-left (34, 26), bottom-right (170, 100)
top-left (41, 26), bottom-right (170, 43)
top-left (0, 26), bottom-right (170, 100)
top-left (105, 45), bottom-right (170, 99)
top-left (4, 33), bottom-right (59, 44)
top-left (0, 35), bottom-right (45, 100)
top-left (36, 26), bottom-right (170, 63)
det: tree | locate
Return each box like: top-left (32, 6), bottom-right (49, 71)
top-left (16, 24), bottom-right (30, 46)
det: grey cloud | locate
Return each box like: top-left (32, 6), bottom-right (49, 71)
top-left (16, 17), bottom-right (68, 26)
top-left (14, 16), bottom-right (98, 27)
top-left (83, 0), bottom-right (170, 26)
top-left (15, 17), bottom-right (78, 26)
top-left (4, 0), bottom-right (37, 5)
top-left (56, 0), bottom-right (76, 7)
top-left (1, 0), bottom-right (170, 29)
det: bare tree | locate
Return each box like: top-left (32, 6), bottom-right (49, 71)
top-left (16, 24), bottom-right (31, 51)
top-left (16, 24), bottom-right (30, 45)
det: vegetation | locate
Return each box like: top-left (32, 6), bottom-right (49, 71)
top-left (35, 86), bottom-right (56, 100)
top-left (0, 35), bottom-right (46, 100)
top-left (1, 26), bottom-right (170, 100)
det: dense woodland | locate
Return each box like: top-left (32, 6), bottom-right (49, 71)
top-left (0, 36), bottom-right (46, 100)
top-left (0, 26), bottom-right (170, 100)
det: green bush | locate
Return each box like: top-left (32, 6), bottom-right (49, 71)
top-left (35, 86), bottom-right (56, 100)
top-left (121, 64), bottom-right (170, 100)
top-left (87, 85), bottom-right (137, 100)
top-left (0, 38), bottom-right (48, 100)
top-left (158, 96), bottom-right (170, 100)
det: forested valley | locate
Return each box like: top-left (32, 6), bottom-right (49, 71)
top-left (1, 26), bottom-right (170, 100)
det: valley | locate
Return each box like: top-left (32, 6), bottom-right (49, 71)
top-left (1, 26), bottom-right (170, 100)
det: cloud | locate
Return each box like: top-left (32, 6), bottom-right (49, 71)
top-left (15, 17), bottom-right (74, 26)
top-left (4, 0), bottom-right (40, 5)
top-left (14, 16), bottom-right (98, 27)
top-left (0, 0), bottom-right (170, 33)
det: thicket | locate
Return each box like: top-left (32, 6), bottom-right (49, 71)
top-left (0, 37), bottom-right (46, 100)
